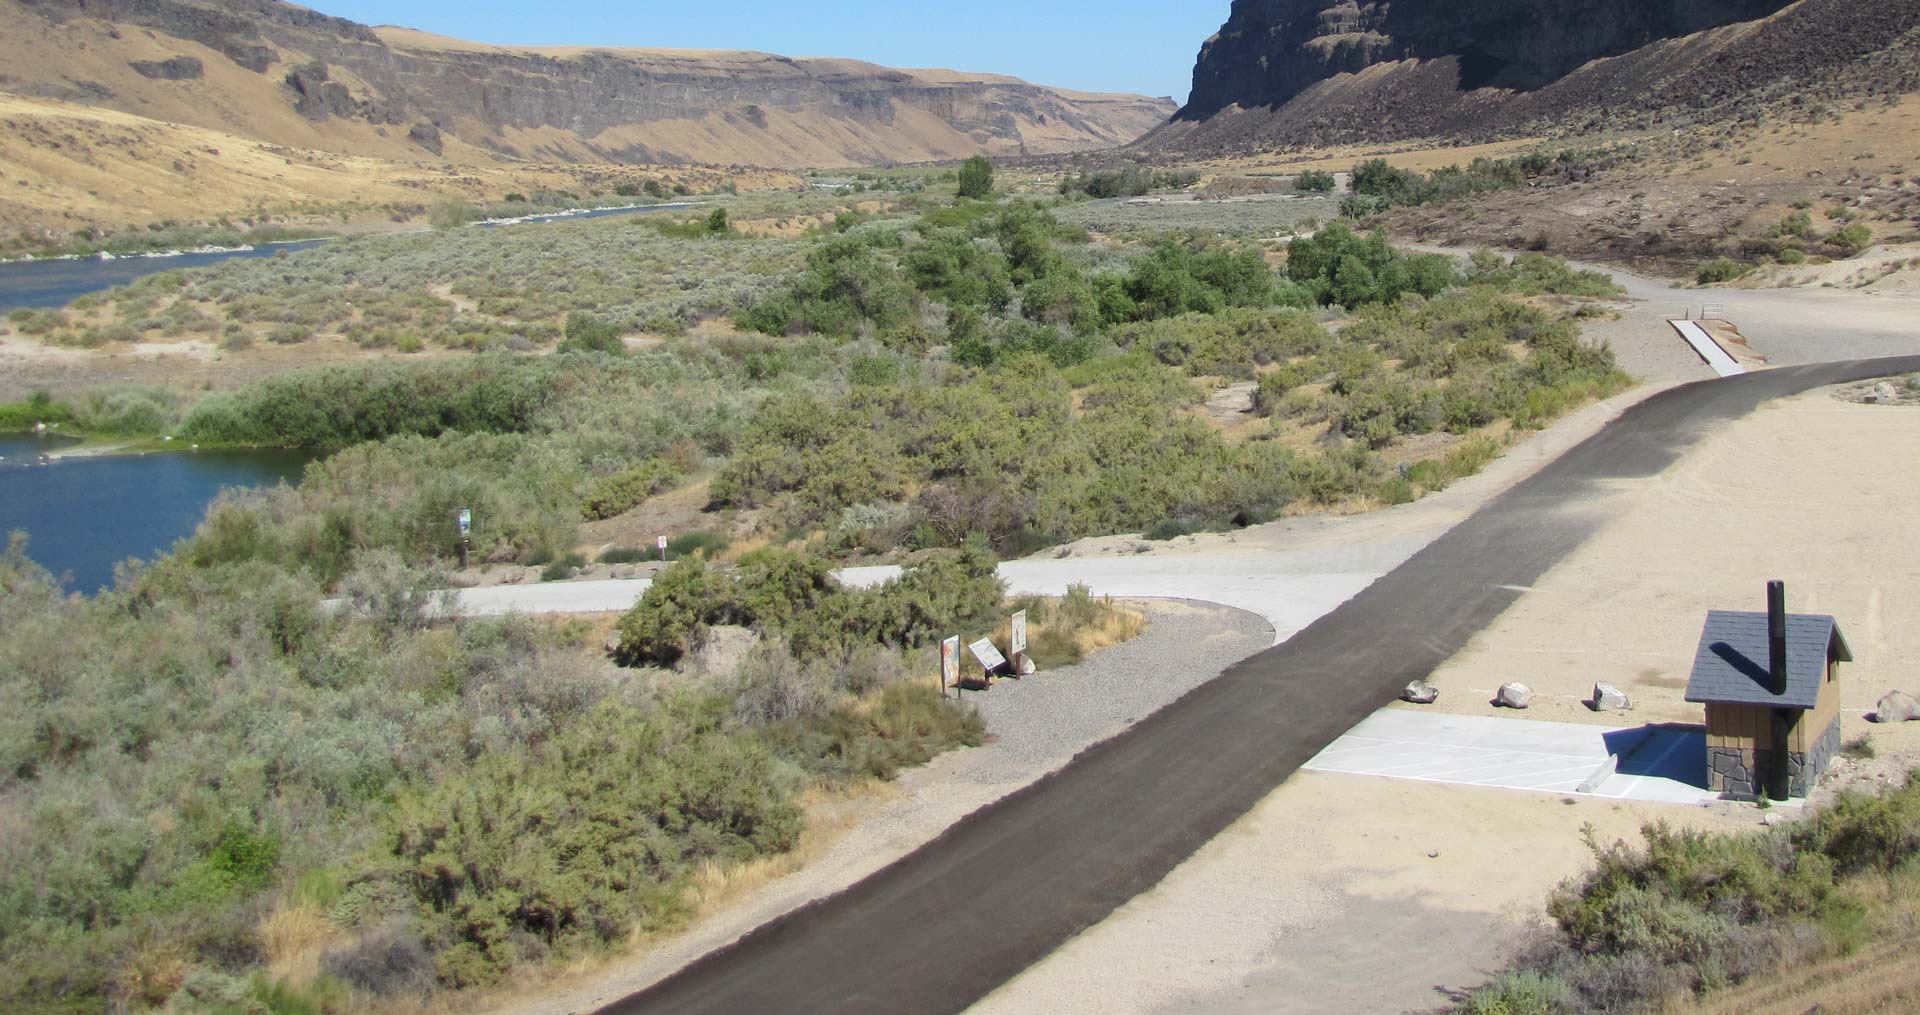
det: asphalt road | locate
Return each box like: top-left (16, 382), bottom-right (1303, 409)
top-left (598, 356), bottom-right (1920, 1015)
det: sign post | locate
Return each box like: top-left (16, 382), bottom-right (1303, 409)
top-left (457, 508), bottom-right (472, 570)
top-left (657, 534), bottom-right (668, 563)
top-left (940, 636), bottom-right (960, 699)
top-left (1009, 609), bottom-right (1029, 677)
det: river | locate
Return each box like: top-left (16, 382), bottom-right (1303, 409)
top-left (0, 433), bottom-right (312, 592)
top-left (0, 202), bottom-right (697, 312)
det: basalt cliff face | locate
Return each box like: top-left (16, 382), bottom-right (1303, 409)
top-left (3, 0), bottom-right (1175, 167)
top-left (1149, 0), bottom-right (1920, 152)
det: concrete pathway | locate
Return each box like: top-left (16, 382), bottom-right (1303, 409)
top-left (1304, 709), bottom-right (1722, 805)
top-left (1670, 319), bottom-right (1747, 377)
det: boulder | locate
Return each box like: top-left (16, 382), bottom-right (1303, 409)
top-left (1591, 682), bottom-right (1632, 711)
top-left (604, 631), bottom-right (623, 656)
top-left (408, 121), bottom-right (444, 155)
top-left (1873, 381), bottom-right (1900, 403)
top-left (1401, 679), bottom-right (1440, 704)
top-left (129, 56), bottom-right (205, 80)
top-left (1870, 690), bottom-right (1920, 723)
top-left (680, 625), bottom-right (759, 677)
top-left (1495, 682), bottom-right (1535, 709)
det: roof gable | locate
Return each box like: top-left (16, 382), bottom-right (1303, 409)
top-left (1685, 610), bottom-right (1847, 709)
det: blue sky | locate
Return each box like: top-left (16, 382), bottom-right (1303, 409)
top-left (311, 1), bottom-right (1227, 103)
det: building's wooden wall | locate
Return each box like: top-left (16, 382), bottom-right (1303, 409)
top-left (1704, 661), bottom-right (1843, 753)
top-left (1790, 662), bottom-right (1844, 753)
top-left (1707, 702), bottom-right (1772, 750)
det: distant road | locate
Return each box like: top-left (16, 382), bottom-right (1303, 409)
top-left (590, 354), bottom-right (1920, 1015)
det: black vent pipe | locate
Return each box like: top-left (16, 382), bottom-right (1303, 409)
top-left (1768, 580), bottom-right (1788, 696)
top-left (1768, 580), bottom-right (1792, 801)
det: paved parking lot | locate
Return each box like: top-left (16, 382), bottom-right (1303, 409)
top-left (1303, 708), bottom-right (1726, 805)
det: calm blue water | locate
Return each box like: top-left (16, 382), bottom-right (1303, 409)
top-left (0, 241), bottom-right (332, 312)
top-left (0, 433), bottom-right (311, 592)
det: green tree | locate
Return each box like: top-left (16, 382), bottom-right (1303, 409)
top-left (706, 207), bottom-right (732, 234)
top-left (1331, 255), bottom-right (1378, 308)
top-left (956, 155), bottom-right (994, 200)
top-left (1294, 169), bottom-right (1336, 193)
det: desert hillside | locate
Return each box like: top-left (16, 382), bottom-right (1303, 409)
top-left (1, 0), bottom-right (1174, 168)
top-left (1146, 0), bottom-right (1920, 154)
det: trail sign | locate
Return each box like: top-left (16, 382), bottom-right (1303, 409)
top-left (1010, 610), bottom-right (1027, 656)
top-left (968, 638), bottom-right (1007, 672)
top-left (941, 636), bottom-right (960, 691)
top-left (457, 508), bottom-right (472, 536)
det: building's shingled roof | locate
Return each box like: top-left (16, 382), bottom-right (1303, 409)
top-left (1685, 611), bottom-right (1852, 710)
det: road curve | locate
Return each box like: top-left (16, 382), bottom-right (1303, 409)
top-left (597, 357), bottom-right (1920, 1015)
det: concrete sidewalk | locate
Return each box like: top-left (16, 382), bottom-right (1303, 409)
top-left (1303, 708), bottom-right (1726, 805)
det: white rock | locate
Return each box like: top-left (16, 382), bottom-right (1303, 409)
top-left (1495, 682), bottom-right (1535, 709)
top-left (1592, 682), bottom-right (1632, 711)
top-left (1401, 679), bottom-right (1440, 704)
top-left (1870, 690), bottom-right (1920, 723)
top-left (680, 624), bottom-right (759, 677)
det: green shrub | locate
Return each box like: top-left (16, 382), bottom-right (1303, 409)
top-left (666, 530), bottom-right (731, 559)
top-left (0, 390), bottom-right (73, 431)
top-left (387, 696), bottom-right (801, 986)
top-left (540, 551), bottom-right (586, 581)
top-left (1696, 257), bottom-right (1753, 284)
top-left (558, 311), bottom-right (625, 354)
top-left (580, 460), bottom-right (680, 520)
top-left (1294, 169), bottom-right (1336, 193)
top-left (1460, 972), bottom-right (1577, 1015)
top-left (1832, 223), bottom-right (1873, 256)
top-left (615, 546), bottom-right (1003, 666)
top-left (956, 155), bottom-right (994, 200)
top-left (614, 559), bottom-right (742, 664)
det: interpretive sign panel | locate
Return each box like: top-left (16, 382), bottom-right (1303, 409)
top-left (458, 509), bottom-right (472, 536)
top-left (941, 636), bottom-right (960, 689)
top-left (969, 637), bottom-right (1007, 672)
top-left (1010, 610), bottom-right (1027, 656)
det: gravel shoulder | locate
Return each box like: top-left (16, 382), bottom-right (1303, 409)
top-left (479, 600), bottom-right (1272, 1015)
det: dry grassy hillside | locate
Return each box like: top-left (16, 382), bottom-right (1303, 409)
top-left (0, 0), bottom-right (1172, 174)
top-left (0, 92), bottom-right (799, 242)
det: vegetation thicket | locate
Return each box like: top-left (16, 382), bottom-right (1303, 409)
top-left (1341, 148), bottom-right (1628, 219)
top-left (1456, 773), bottom-right (1920, 1015)
top-left (0, 528), bottom-right (987, 1012)
top-left (0, 173), bottom-right (1637, 1012)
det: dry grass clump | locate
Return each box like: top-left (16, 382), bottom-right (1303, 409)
top-left (997, 584), bottom-right (1148, 668)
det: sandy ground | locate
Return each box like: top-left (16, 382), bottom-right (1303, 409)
top-left (973, 382), bottom-right (1920, 1015)
top-left (1420, 386), bottom-right (1920, 748)
top-left (970, 773), bottom-right (1742, 1015)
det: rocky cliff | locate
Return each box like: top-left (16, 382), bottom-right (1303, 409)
top-left (1150, 0), bottom-right (1920, 152)
top-left (3, 0), bottom-right (1175, 167)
